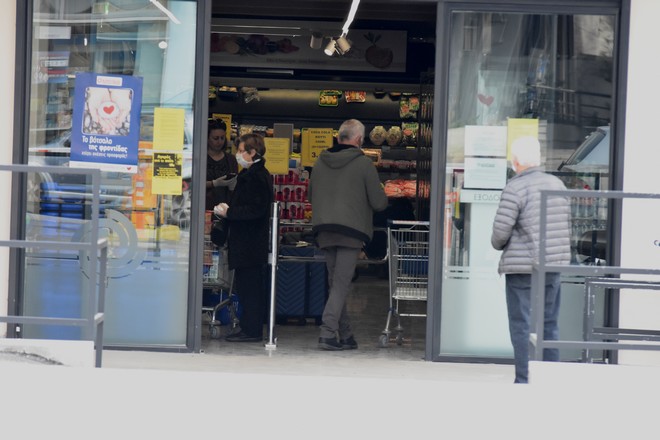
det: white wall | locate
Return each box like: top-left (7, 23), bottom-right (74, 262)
top-left (619, 0), bottom-right (660, 366)
top-left (0, 1), bottom-right (17, 337)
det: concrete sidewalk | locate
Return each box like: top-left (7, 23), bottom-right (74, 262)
top-left (1, 356), bottom-right (657, 440)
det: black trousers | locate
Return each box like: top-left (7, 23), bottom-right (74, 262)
top-left (234, 264), bottom-right (268, 338)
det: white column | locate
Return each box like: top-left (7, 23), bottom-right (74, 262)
top-left (0, 1), bottom-right (17, 337)
top-left (619, 0), bottom-right (660, 366)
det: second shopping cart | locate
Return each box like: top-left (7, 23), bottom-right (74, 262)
top-left (379, 220), bottom-right (430, 348)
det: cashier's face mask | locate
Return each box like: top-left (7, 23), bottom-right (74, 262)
top-left (236, 152), bottom-right (252, 168)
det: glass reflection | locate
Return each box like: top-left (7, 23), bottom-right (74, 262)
top-left (441, 12), bottom-right (615, 358)
top-left (25, 0), bottom-right (198, 346)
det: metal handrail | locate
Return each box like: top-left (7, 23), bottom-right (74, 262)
top-left (0, 165), bottom-right (108, 367)
top-left (531, 189), bottom-right (660, 362)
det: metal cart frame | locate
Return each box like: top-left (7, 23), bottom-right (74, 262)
top-left (379, 220), bottom-right (430, 347)
top-left (202, 239), bottom-right (239, 338)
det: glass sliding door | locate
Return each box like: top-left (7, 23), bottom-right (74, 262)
top-left (24, 0), bottom-right (200, 346)
top-left (439, 10), bottom-right (616, 360)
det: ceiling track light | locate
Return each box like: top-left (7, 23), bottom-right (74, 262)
top-left (336, 35), bottom-right (351, 54)
top-left (324, 38), bottom-right (337, 56)
top-left (341, 0), bottom-right (361, 36)
top-left (310, 32), bottom-right (323, 49)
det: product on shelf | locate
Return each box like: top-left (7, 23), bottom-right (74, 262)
top-left (401, 122), bottom-right (419, 146)
top-left (273, 167), bottom-right (311, 226)
top-left (386, 126), bottom-right (402, 147)
top-left (399, 94), bottom-right (419, 119)
top-left (369, 125), bottom-right (387, 146)
top-left (361, 148), bottom-right (381, 165)
top-left (319, 90), bottom-right (342, 107)
top-left (383, 179), bottom-right (417, 198)
top-left (344, 91), bottom-right (366, 103)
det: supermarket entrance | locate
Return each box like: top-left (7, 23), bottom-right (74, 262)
top-left (199, 0), bottom-right (437, 353)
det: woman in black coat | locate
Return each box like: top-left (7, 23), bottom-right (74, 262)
top-left (213, 133), bottom-right (273, 342)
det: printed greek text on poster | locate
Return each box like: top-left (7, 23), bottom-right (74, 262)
top-left (153, 153), bottom-right (183, 195)
top-left (70, 72), bottom-right (143, 173)
top-left (301, 128), bottom-right (334, 167)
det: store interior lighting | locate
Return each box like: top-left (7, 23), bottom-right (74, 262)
top-left (323, 38), bottom-right (337, 56)
top-left (335, 35), bottom-right (351, 54)
top-left (322, 0), bottom-right (360, 56)
top-left (341, 0), bottom-right (360, 36)
top-left (310, 32), bottom-right (323, 49)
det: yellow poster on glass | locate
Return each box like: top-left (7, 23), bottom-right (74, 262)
top-left (152, 152), bottom-right (183, 195)
top-left (301, 128), bottom-right (333, 167)
top-left (264, 137), bottom-right (291, 175)
top-left (153, 107), bottom-right (185, 151)
top-left (507, 118), bottom-right (539, 159)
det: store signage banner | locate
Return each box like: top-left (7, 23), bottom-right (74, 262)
top-left (506, 118), bottom-right (539, 160)
top-left (301, 128), bottom-right (334, 167)
top-left (464, 157), bottom-right (507, 190)
top-left (153, 107), bottom-right (185, 151)
top-left (70, 72), bottom-right (143, 173)
top-left (152, 108), bottom-right (185, 195)
top-left (152, 153), bottom-right (183, 195)
top-left (211, 19), bottom-right (406, 73)
top-left (264, 138), bottom-right (291, 175)
top-left (464, 125), bottom-right (507, 157)
top-left (463, 125), bottom-right (508, 190)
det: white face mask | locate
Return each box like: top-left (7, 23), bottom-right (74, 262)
top-left (236, 152), bottom-right (251, 168)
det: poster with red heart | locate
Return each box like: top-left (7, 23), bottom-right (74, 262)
top-left (70, 72), bottom-right (143, 173)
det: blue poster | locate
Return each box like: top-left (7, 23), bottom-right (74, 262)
top-left (70, 72), bottom-right (143, 173)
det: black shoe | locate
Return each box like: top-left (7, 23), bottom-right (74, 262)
top-left (225, 332), bottom-right (262, 342)
top-left (318, 337), bottom-right (343, 351)
top-left (339, 336), bottom-right (358, 350)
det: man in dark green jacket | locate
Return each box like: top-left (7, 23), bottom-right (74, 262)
top-left (309, 119), bottom-right (388, 350)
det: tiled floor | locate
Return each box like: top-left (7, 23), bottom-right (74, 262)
top-left (201, 266), bottom-right (427, 359)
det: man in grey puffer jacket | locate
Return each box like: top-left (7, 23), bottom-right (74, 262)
top-left (310, 119), bottom-right (388, 351)
top-left (491, 136), bottom-right (571, 383)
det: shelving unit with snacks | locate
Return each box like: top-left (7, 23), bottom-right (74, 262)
top-left (274, 168), bottom-right (312, 237)
top-left (208, 85), bottom-right (431, 223)
top-left (365, 93), bottom-right (420, 201)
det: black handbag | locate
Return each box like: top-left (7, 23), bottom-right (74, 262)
top-left (210, 217), bottom-right (229, 247)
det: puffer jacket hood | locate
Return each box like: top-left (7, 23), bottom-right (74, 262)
top-left (318, 146), bottom-right (364, 169)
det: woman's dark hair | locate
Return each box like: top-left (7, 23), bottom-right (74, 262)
top-left (239, 133), bottom-right (266, 157)
top-left (208, 118), bottom-right (227, 133)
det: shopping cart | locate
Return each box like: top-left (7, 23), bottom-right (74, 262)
top-left (202, 241), bottom-right (240, 338)
top-left (379, 220), bottom-right (430, 347)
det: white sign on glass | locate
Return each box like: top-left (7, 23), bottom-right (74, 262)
top-left (464, 125), bottom-right (507, 157)
top-left (464, 157), bottom-right (507, 189)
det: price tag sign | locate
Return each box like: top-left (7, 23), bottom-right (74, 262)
top-left (301, 128), bottom-right (334, 167)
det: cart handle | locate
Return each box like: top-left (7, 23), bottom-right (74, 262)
top-left (387, 220), bottom-right (430, 227)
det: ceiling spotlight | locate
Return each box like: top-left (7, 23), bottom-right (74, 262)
top-left (310, 32), bottom-right (323, 49)
top-left (324, 39), bottom-right (337, 56)
top-left (336, 36), bottom-right (351, 54)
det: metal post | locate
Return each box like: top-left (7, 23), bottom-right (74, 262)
top-left (265, 201), bottom-right (280, 350)
top-left (531, 191), bottom-right (549, 361)
top-left (95, 240), bottom-right (108, 367)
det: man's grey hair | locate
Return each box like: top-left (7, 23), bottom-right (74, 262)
top-left (510, 136), bottom-right (541, 167)
top-left (337, 119), bottom-right (365, 143)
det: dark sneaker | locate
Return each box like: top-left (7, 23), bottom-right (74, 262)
top-left (318, 337), bottom-right (343, 351)
top-left (339, 336), bottom-right (358, 350)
